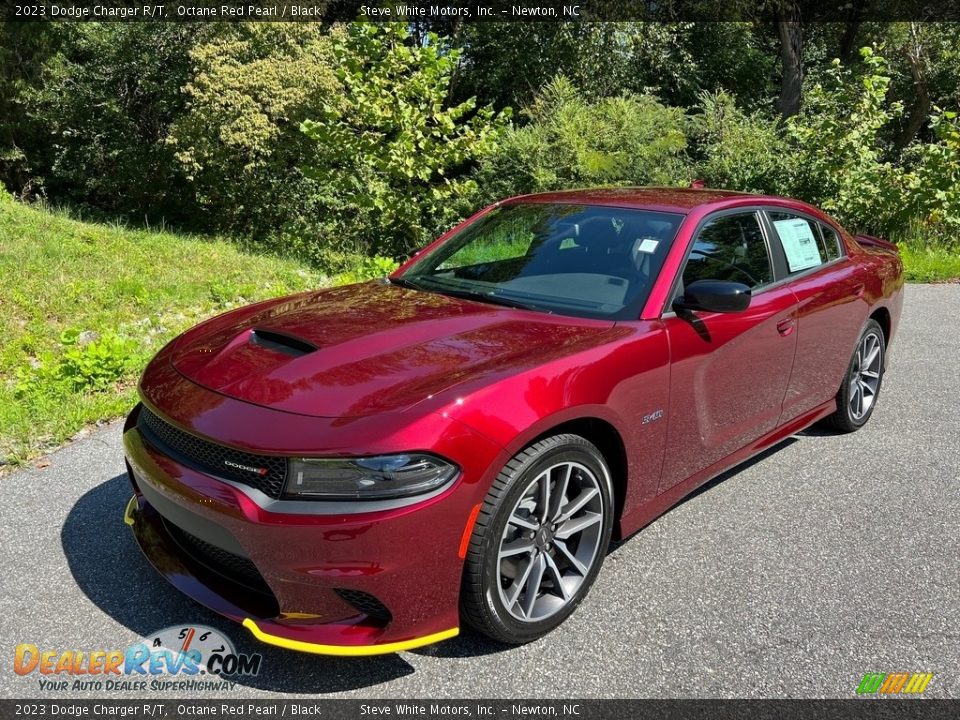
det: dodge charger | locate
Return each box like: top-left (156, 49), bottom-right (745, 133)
top-left (122, 187), bottom-right (904, 655)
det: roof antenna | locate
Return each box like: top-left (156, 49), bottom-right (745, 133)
top-left (689, 179), bottom-right (705, 189)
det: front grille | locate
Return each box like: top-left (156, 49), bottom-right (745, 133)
top-left (165, 520), bottom-right (275, 598)
top-left (334, 589), bottom-right (392, 623)
top-left (138, 406), bottom-right (287, 499)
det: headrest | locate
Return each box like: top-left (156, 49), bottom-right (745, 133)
top-left (576, 218), bottom-right (625, 254)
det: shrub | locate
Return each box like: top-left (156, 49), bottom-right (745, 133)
top-left (691, 91), bottom-right (791, 194)
top-left (168, 24), bottom-right (341, 237)
top-left (58, 332), bottom-right (140, 392)
top-left (475, 77), bottom-right (690, 202)
top-left (300, 23), bottom-right (510, 259)
top-left (785, 48), bottom-right (904, 234)
top-left (333, 255), bottom-right (401, 285)
top-left (15, 329), bottom-right (140, 396)
top-left (903, 110), bottom-right (960, 236)
top-left (781, 47), bottom-right (960, 241)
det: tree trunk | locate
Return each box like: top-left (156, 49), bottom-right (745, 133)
top-left (894, 40), bottom-right (931, 151)
top-left (838, 0), bottom-right (865, 63)
top-left (775, 4), bottom-right (804, 119)
top-left (838, 23), bottom-right (862, 63)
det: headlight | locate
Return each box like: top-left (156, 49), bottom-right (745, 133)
top-left (284, 453), bottom-right (459, 500)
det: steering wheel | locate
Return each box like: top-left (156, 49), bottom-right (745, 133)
top-left (689, 249), bottom-right (759, 287)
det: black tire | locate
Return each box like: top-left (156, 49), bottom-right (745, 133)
top-left (827, 318), bottom-right (885, 433)
top-left (460, 434), bottom-right (614, 644)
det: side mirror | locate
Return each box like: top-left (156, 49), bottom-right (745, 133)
top-left (673, 280), bottom-right (751, 314)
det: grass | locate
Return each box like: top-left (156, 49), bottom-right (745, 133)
top-left (893, 221), bottom-right (960, 283)
top-left (898, 242), bottom-right (960, 283)
top-left (0, 197), bottom-right (327, 467)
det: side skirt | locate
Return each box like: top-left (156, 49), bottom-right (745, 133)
top-left (617, 398), bottom-right (836, 540)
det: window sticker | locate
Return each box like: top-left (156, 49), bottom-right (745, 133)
top-left (774, 218), bottom-right (822, 272)
top-left (636, 238), bottom-right (659, 254)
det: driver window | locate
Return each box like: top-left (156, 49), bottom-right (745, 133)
top-left (682, 212), bottom-right (772, 290)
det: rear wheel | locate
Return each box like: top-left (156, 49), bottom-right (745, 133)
top-left (460, 434), bottom-right (614, 644)
top-left (827, 319), bottom-right (885, 433)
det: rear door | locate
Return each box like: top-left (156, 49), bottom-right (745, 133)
top-left (658, 210), bottom-right (798, 493)
top-left (762, 209), bottom-right (867, 423)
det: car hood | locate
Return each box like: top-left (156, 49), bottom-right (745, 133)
top-left (169, 281), bottom-right (617, 418)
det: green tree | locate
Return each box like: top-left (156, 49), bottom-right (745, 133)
top-left (904, 110), bottom-right (960, 238)
top-left (885, 23), bottom-right (960, 149)
top-left (0, 23), bottom-right (63, 197)
top-left (168, 23), bottom-right (341, 236)
top-left (451, 23), bottom-right (635, 110)
top-left (786, 47), bottom-right (903, 233)
top-left (476, 77), bottom-right (690, 201)
top-left (300, 23), bottom-right (510, 258)
top-left (27, 24), bottom-right (214, 223)
top-left (451, 22), bottom-right (774, 113)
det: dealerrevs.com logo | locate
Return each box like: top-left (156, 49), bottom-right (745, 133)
top-left (14, 625), bottom-right (262, 693)
top-left (856, 672), bottom-right (934, 695)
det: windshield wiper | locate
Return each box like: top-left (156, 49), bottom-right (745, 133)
top-left (389, 276), bottom-right (430, 292)
top-left (456, 289), bottom-right (545, 313)
top-left (426, 282), bottom-right (547, 313)
top-left (393, 275), bottom-right (547, 313)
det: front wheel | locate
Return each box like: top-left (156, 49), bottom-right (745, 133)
top-left (827, 318), bottom-right (885, 433)
top-left (460, 434), bottom-right (614, 645)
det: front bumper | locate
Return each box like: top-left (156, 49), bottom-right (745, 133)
top-left (122, 403), bottom-right (505, 656)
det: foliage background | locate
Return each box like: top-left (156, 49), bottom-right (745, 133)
top-left (4, 20), bottom-right (960, 260)
top-left (2, 17), bottom-right (960, 464)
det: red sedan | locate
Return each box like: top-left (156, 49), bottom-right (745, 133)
top-left (123, 187), bottom-right (904, 655)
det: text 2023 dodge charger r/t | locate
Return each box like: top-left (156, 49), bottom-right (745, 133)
top-left (122, 187), bottom-right (904, 655)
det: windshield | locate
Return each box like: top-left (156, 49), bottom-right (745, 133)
top-left (400, 203), bottom-right (683, 320)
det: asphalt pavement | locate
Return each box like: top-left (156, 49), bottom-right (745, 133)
top-left (1, 284), bottom-right (958, 699)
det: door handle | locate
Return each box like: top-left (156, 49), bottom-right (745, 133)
top-left (776, 318), bottom-right (795, 336)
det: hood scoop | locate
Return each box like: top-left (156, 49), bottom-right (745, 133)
top-left (250, 328), bottom-right (317, 357)
top-left (172, 327), bottom-right (318, 391)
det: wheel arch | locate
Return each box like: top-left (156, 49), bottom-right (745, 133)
top-left (526, 417), bottom-right (629, 540)
top-left (869, 305), bottom-right (891, 368)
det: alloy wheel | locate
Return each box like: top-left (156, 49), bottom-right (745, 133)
top-left (496, 461), bottom-right (605, 622)
top-left (849, 330), bottom-right (882, 421)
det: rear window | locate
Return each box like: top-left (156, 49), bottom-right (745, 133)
top-left (817, 224), bottom-right (843, 261)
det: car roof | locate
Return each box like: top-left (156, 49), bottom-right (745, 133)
top-left (502, 186), bottom-right (777, 214)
